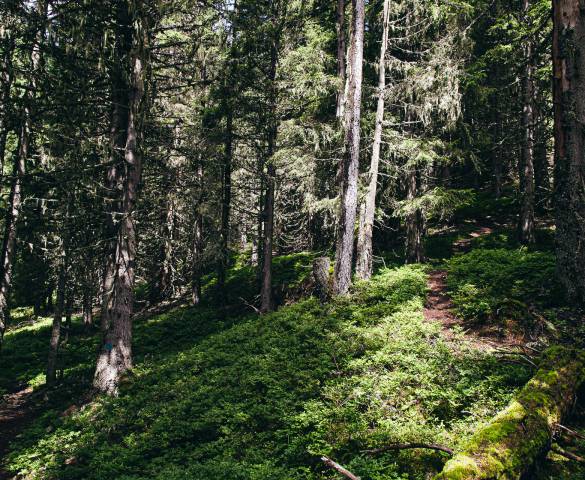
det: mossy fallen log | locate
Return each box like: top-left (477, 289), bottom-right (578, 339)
top-left (434, 346), bottom-right (585, 480)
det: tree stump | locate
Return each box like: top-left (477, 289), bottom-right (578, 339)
top-left (313, 257), bottom-right (331, 302)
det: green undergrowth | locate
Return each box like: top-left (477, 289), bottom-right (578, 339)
top-left (446, 248), bottom-right (560, 325)
top-left (203, 251), bottom-right (319, 307)
top-left (4, 264), bottom-right (531, 480)
top-left (1, 252), bottom-right (318, 394)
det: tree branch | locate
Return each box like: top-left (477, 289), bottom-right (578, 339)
top-left (362, 443), bottom-right (454, 456)
top-left (552, 445), bottom-right (585, 463)
top-left (321, 456), bottom-right (361, 480)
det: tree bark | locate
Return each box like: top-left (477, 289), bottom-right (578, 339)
top-left (218, 106), bottom-right (233, 292)
top-left (313, 257), bottom-right (331, 302)
top-left (518, 0), bottom-right (535, 245)
top-left (94, 0), bottom-right (150, 395)
top-left (405, 168), bottom-right (424, 264)
top-left (434, 347), bottom-right (585, 479)
top-left (260, 41), bottom-right (279, 313)
top-left (191, 163), bottom-right (204, 306)
top-left (552, 0), bottom-right (585, 304)
top-left (333, 0), bottom-right (365, 296)
top-left (156, 192), bottom-right (175, 301)
top-left (335, 0), bottom-right (346, 120)
top-left (533, 112), bottom-right (551, 213)
top-left (0, 0), bottom-right (46, 346)
top-left (83, 288), bottom-right (93, 328)
top-left (46, 249), bottom-right (67, 386)
top-left (0, 31), bottom-right (15, 179)
top-left (356, 0), bottom-right (389, 281)
top-left (260, 159), bottom-right (276, 313)
top-left (100, 1), bottom-right (134, 331)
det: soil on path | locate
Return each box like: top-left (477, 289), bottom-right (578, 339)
top-left (423, 225), bottom-right (524, 351)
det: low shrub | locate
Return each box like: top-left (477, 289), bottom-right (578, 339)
top-left (446, 248), bottom-right (559, 323)
top-left (5, 265), bottom-right (529, 480)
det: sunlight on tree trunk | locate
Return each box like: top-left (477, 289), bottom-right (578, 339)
top-left (333, 0), bottom-right (365, 296)
top-left (356, 0), bottom-right (390, 281)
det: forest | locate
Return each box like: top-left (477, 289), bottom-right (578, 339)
top-left (0, 0), bottom-right (584, 478)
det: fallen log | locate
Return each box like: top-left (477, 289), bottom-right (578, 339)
top-left (434, 346), bottom-right (585, 480)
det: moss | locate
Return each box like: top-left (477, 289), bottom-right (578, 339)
top-left (434, 346), bottom-right (585, 480)
top-left (435, 455), bottom-right (481, 480)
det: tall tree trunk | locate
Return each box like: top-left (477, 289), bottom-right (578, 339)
top-left (191, 163), bottom-right (204, 306)
top-left (534, 139), bottom-right (550, 213)
top-left (335, 0), bottom-right (346, 120)
top-left (356, 0), bottom-right (389, 281)
top-left (492, 113), bottom-right (503, 199)
top-left (83, 287), bottom-right (93, 328)
top-left (260, 161), bottom-right (275, 312)
top-left (534, 105), bottom-right (551, 213)
top-left (332, 0), bottom-right (365, 296)
top-left (63, 286), bottom-right (73, 342)
top-left (46, 249), bottom-right (67, 385)
top-left (552, 0), bottom-right (585, 304)
top-left (0, 32), bottom-right (15, 178)
top-left (255, 182), bottom-right (264, 280)
top-left (0, 1), bottom-right (46, 346)
top-left (100, 3), bottom-right (133, 331)
top-left (518, 0), bottom-right (536, 244)
top-left (155, 192), bottom-right (175, 301)
top-left (405, 168), bottom-right (424, 264)
top-left (94, 0), bottom-right (150, 395)
top-left (218, 108), bottom-right (233, 292)
top-left (259, 39), bottom-right (279, 313)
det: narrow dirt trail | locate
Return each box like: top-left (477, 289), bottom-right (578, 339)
top-left (423, 225), bottom-right (521, 351)
top-left (0, 386), bottom-right (34, 479)
top-left (423, 269), bottom-right (494, 350)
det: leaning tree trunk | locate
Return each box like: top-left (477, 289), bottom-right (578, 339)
top-left (94, 0), bottom-right (150, 395)
top-left (333, 0), bottom-right (365, 296)
top-left (355, 0), bottom-right (389, 281)
top-left (553, 0), bottom-right (585, 304)
top-left (435, 346), bottom-right (585, 480)
top-left (518, 0), bottom-right (535, 245)
top-left (0, 0), bottom-right (46, 346)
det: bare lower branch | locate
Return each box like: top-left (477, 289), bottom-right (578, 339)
top-left (556, 424), bottom-right (585, 441)
top-left (363, 443), bottom-right (454, 456)
top-left (321, 456), bottom-right (361, 480)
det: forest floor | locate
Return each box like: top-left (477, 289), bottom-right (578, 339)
top-left (1, 195), bottom-right (584, 479)
top-left (0, 387), bottom-right (34, 480)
